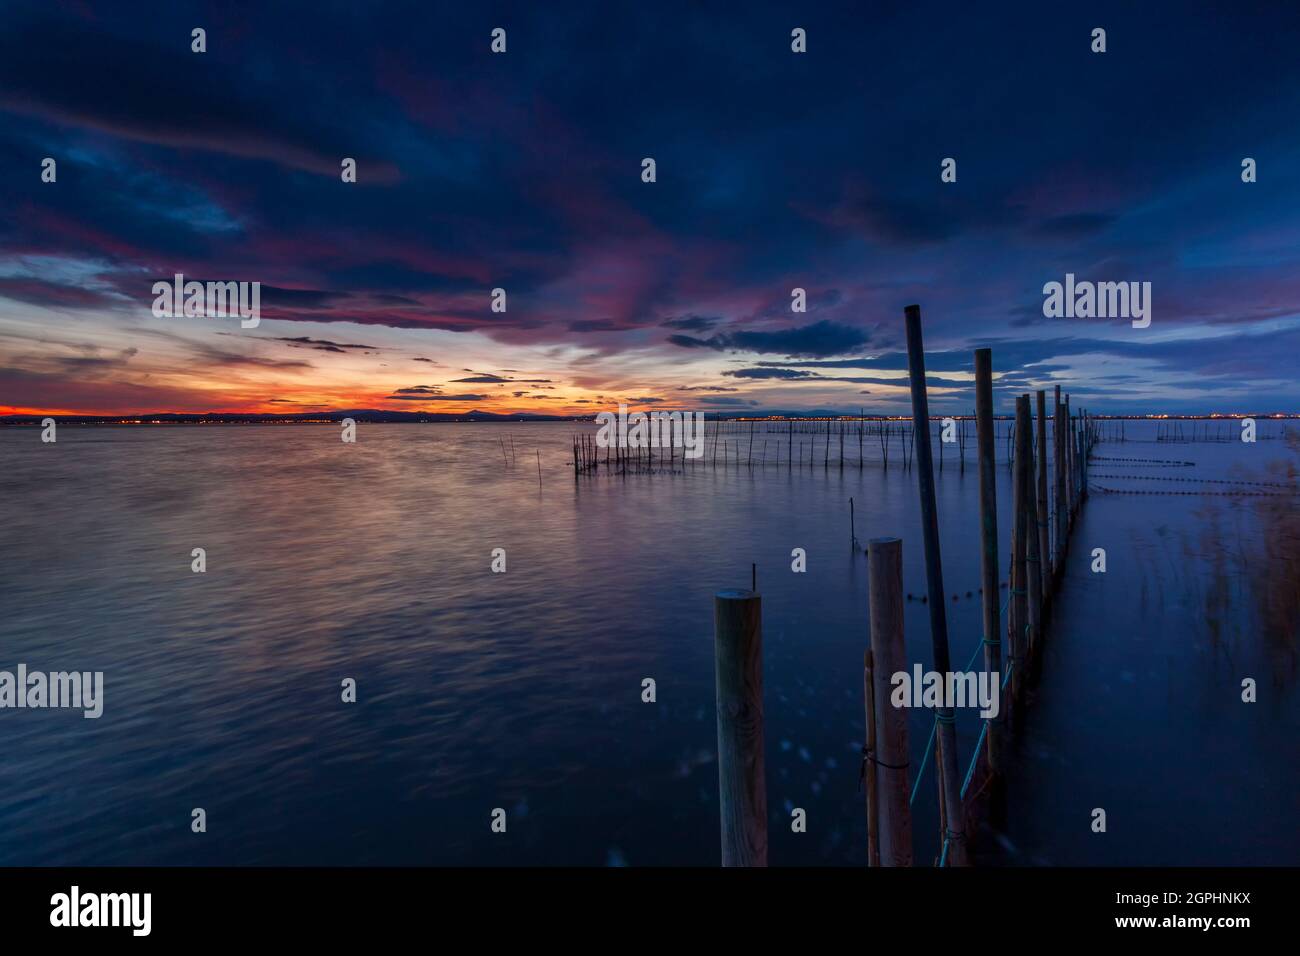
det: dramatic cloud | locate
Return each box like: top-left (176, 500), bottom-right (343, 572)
top-left (567, 319), bottom-right (620, 332)
top-left (724, 366), bottom-right (941, 386)
top-left (267, 336), bottom-right (382, 352)
top-left (385, 392), bottom-right (487, 401)
top-left (3, 2), bottom-right (1299, 413)
top-left (724, 368), bottom-right (816, 380)
top-left (696, 396), bottom-right (760, 406)
top-left (661, 315), bottom-right (720, 332)
top-left (670, 321), bottom-right (871, 358)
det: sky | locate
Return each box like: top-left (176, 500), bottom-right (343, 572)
top-left (2, 0), bottom-right (1300, 417)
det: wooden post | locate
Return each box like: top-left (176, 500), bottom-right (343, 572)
top-left (1054, 385), bottom-right (1065, 569)
top-left (933, 739), bottom-right (947, 863)
top-left (1010, 395), bottom-right (1031, 704)
top-left (1071, 416), bottom-right (1079, 503)
top-left (1083, 409), bottom-right (1091, 491)
top-left (1024, 416), bottom-right (1044, 665)
top-left (1035, 390), bottom-right (1050, 602)
top-left (864, 649), bottom-right (880, 867)
top-left (1018, 397), bottom-right (1042, 662)
top-left (1077, 427), bottom-right (1087, 501)
top-left (867, 537), bottom-right (913, 866)
top-left (1073, 407), bottom-right (1080, 507)
top-left (859, 408), bottom-right (864, 469)
top-left (903, 305), bottom-right (969, 866)
top-left (1076, 413), bottom-right (1086, 494)
top-left (973, 348), bottom-right (1003, 773)
top-left (713, 588), bottom-right (767, 866)
top-left (1064, 395), bottom-right (1074, 518)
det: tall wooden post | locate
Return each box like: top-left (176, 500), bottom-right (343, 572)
top-left (1035, 390), bottom-right (1050, 602)
top-left (1020, 396), bottom-right (1043, 667)
top-left (1064, 395), bottom-right (1075, 519)
top-left (1073, 408), bottom-right (1081, 505)
top-left (903, 305), bottom-right (969, 866)
top-left (1010, 395), bottom-right (1031, 704)
top-left (1083, 409), bottom-right (1091, 493)
top-left (867, 537), bottom-right (913, 866)
top-left (864, 649), bottom-right (880, 867)
top-left (1054, 385), bottom-right (1066, 569)
top-left (713, 588), bottom-right (767, 866)
top-left (973, 348), bottom-right (1003, 772)
top-left (1078, 427), bottom-right (1087, 500)
top-left (1025, 455), bottom-right (1044, 665)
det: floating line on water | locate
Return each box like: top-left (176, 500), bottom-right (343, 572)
top-left (1089, 456), bottom-right (1195, 466)
top-left (1091, 484), bottom-right (1290, 497)
top-left (1090, 473), bottom-right (1295, 489)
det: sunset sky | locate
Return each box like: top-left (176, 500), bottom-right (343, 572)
top-left (3, 1), bottom-right (1300, 417)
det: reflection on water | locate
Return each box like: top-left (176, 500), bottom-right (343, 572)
top-left (0, 421), bottom-right (1294, 865)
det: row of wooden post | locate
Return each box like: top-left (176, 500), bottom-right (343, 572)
top-left (866, 309), bottom-right (1096, 865)
top-left (708, 303), bottom-right (1097, 866)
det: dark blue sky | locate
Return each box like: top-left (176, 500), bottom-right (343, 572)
top-left (2, 0), bottom-right (1299, 414)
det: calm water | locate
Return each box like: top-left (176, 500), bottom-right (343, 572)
top-left (0, 420), bottom-right (1295, 865)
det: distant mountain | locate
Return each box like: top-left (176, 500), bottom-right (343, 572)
top-left (2, 407), bottom-right (912, 424)
top-left (0, 409), bottom-right (578, 425)
top-left (2, 409), bottom-right (1293, 425)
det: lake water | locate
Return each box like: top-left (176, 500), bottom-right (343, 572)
top-left (0, 419), bottom-right (1295, 865)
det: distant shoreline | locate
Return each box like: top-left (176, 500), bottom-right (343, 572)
top-left (3, 412), bottom-right (1298, 427)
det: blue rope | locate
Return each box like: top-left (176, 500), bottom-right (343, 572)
top-left (960, 720), bottom-right (990, 799)
top-left (909, 715), bottom-right (938, 807)
top-left (965, 591), bottom-right (1011, 670)
top-left (911, 592), bottom-right (1016, 837)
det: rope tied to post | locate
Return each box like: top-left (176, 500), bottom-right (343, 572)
top-left (859, 746), bottom-right (909, 791)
